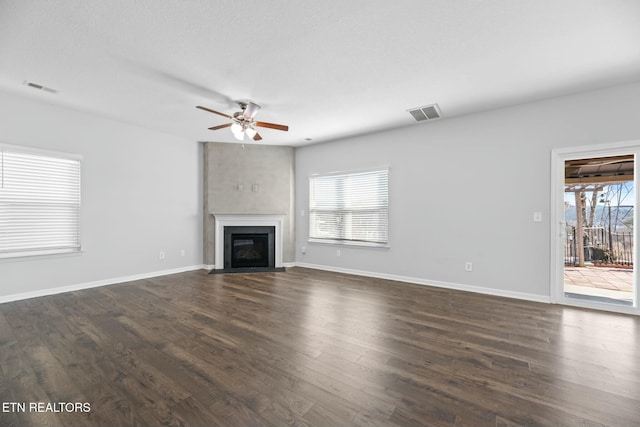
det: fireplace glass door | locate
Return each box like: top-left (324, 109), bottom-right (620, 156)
top-left (231, 234), bottom-right (269, 268)
top-left (223, 226), bottom-right (275, 269)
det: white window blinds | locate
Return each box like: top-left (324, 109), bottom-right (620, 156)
top-left (0, 147), bottom-right (81, 257)
top-left (309, 168), bottom-right (389, 245)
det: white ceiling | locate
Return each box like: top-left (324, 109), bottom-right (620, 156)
top-left (1, 0), bottom-right (639, 146)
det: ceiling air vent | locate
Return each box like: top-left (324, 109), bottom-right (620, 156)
top-left (23, 80), bottom-right (58, 94)
top-left (408, 103), bottom-right (441, 122)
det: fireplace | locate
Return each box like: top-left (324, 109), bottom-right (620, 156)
top-left (224, 226), bottom-right (275, 269)
top-left (211, 214), bottom-right (285, 272)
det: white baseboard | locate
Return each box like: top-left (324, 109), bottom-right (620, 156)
top-left (0, 264), bottom-right (208, 305)
top-left (293, 262), bottom-right (551, 304)
top-left (0, 262), bottom-right (551, 306)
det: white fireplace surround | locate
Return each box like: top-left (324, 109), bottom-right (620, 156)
top-left (212, 213), bottom-right (285, 270)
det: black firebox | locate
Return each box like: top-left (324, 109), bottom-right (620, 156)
top-left (223, 226), bottom-right (275, 270)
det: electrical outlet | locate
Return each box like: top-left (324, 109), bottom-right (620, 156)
top-left (465, 262), bottom-right (473, 272)
top-left (180, 249), bottom-right (185, 257)
top-left (336, 249), bottom-right (341, 257)
top-left (301, 246), bottom-right (307, 254)
top-left (159, 251), bottom-right (165, 260)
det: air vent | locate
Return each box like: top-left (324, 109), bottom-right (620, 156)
top-left (23, 81), bottom-right (58, 94)
top-left (407, 103), bottom-right (441, 122)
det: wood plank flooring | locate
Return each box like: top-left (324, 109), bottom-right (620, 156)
top-left (1, 267), bottom-right (639, 426)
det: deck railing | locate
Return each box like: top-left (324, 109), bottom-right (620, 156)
top-left (564, 226), bottom-right (634, 266)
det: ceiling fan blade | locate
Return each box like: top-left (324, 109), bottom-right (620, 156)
top-left (243, 102), bottom-right (261, 120)
top-left (208, 123), bottom-right (232, 131)
top-left (255, 121), bottom-right (289, 132)
top-left (196, 105), bottom-right (232, 119)
top-left (253, 132), bottom-right (263, 141)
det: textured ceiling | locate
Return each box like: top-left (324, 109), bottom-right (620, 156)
top-left (1, 0), bottom-right (639, 146)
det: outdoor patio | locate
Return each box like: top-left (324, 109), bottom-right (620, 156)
top-left (564, 266), bottom-right (634, 302)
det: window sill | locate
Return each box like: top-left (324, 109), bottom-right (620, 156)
top-left (0, 248), bottom-right (83, 262)
top-left (308, 238), bottom-right (390, 250)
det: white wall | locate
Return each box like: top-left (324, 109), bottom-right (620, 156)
top-left (295, 81), bottom-right (640, 300)
top-left (0, 91), bottom-right (203, 301)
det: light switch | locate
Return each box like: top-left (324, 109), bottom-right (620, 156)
top-left (533, 211), bottom-right (542, 222)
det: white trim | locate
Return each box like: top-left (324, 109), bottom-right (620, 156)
top-left (0, 264), bottom-right (207, 305)
top-left (0, 247), bottom-right (82, 260)
top-left (0, 249), bottom-right (83, 263)
top-left (0, 262), bottom-right (551, 306)
top-left (308, 238), bottom-right (390, 249)
top-left (550, 293), bottom-right (639, 315)
top-left (309, 165), bottom-right (391, 178)
top-left (0, 142), bottom-right (83, 161)
top-left (551, 139), bottom-right (640, 161)
top-left (294, 262), bottom-right (550, 304)
top-left (550, 147), bottom-right (564, 304)
top-left (550, 139), bottom-right (639, 315)
top-left (211, 213), bottom-right (285, 270)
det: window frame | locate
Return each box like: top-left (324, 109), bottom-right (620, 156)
top-left (0, 143), bottom-right (82, 259)
top-left (308, 167), bottom-right (390, 248)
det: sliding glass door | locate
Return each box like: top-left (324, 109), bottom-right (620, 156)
top-left (552, 143), bottom-right (639, 314)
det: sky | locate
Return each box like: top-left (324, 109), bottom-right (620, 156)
top-left (564, 182), bottom-right (635, 208)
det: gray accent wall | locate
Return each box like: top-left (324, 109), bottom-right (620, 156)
top-left (294, 81), bottom-right (640, 300)
top-left (204, 142), bottom-right (295, 266)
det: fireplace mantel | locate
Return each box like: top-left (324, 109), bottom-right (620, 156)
top-left (211, 213), bottom-right (285, 270)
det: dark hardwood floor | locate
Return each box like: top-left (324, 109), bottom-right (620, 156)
top-left (1, 267), bottom-right (639, 426)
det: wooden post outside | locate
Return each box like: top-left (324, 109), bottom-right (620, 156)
top-left (575, 191), bottom-right (585, 267)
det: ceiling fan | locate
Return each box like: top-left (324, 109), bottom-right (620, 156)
top-left (196, 101), bottom-right (289, 141)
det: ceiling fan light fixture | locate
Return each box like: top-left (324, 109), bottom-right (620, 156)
top-left (231, 122), bottom-right (244, 140)
top-left (243, 102), bottom-right (261, 120)
top-left (197, 102), bottom-right (288, 142)
top-left (245, 126), bottom-right (257, 139)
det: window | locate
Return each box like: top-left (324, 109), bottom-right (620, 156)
top-left (309, 168), bottom-right (389, 246)
top-left (0, 145), bottom-right (81, 258)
